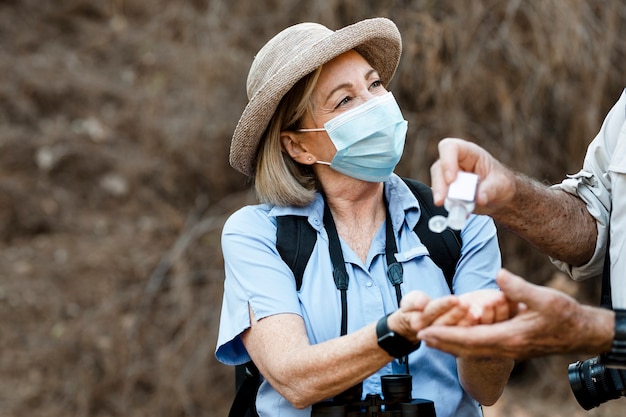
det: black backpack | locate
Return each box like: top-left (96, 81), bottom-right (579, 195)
top-left (229, 177), bottom-right (462, 417)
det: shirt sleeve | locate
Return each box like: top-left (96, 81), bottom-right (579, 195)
top-left (452, 213), bottom-right (501, 295)
top-left (215, 205), bottom-right (302, 365)
top-left (550, 88), bottom-right (626, 281)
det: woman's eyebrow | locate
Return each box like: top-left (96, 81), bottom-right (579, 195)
top-left (323, 69), bottom-right (378, 103)
top-left (324, 82), bottom-right (352, 104)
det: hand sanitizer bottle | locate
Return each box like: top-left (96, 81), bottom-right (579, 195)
top-left (428, 171), bottom-right (479, 233)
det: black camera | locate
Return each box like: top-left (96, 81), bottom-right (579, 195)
top-left (311, 374), bottom-right (436, 417)
top-left (568, 356), bottom-right (626, 409)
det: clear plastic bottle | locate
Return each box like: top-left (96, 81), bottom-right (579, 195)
top-left (428, 171), bottom-right (479, 233)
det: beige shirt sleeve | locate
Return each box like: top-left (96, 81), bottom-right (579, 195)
top-left (550, 89), bottom-right (626, 286)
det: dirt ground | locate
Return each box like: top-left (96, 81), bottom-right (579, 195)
top-left (2, 1), bottom-right (626, 416)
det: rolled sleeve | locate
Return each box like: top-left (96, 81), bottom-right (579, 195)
top-left (549, 89), bottom-right (626, 281)
top-left (452, 213), bottom-right (501, 294)
top-left (550, 171), bottom-right (609, 281)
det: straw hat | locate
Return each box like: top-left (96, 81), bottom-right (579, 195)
top-left (229, 17), bottom-right (402, 176)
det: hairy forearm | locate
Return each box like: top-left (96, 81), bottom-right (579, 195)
top-left (576, 304), bottom-right (614, 356)
top-left (492, 172), bottom-right (597, 266)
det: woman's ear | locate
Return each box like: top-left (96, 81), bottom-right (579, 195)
top-left (280, 132), bottom-right (315, 165)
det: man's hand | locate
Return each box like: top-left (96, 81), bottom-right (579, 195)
top-left (417, 269), bottom-right (615, 359)
top-left (430, 138), bottom-right (517, 213)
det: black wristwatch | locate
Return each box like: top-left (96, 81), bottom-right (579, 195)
top-left (376, 313), bottom-right (420, 358)
top-left (603, 309), bottom-right (626, 369)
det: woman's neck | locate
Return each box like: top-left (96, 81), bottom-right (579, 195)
top-left (322, 178), bottom-right (386, 262)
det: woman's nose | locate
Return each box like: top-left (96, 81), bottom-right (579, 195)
top-left (357, 89), bottom-right (387, 104)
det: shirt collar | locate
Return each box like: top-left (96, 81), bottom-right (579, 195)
top-left (385, 174), bottom-right (421, 234)
top-left (268, 174), bottom-right (422, 234)
top-left (269, 193), bottom-right (325, 232)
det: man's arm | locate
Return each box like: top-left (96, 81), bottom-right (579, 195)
top-left (491, 172), bottom-right (597, 266)
top-left (430, 138), bottom-right (597, 266)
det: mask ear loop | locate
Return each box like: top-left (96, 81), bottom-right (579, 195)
top-left (296, 127), bottom-right (326, 132)
top-left (294, 128), bottom-right (332, 166)
top-left (305, 157), bottom-right (331, 166)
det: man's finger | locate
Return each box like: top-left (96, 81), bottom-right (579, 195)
top-left (495, 269), bottom-right (549, 308)
top-left (437, 138), bottom-right (462, 184)
top-left (418, 323), bottom-right (514, 358)
top-left (430, 160), bottom-right (449, 206)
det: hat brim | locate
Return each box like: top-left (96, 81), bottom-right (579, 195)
top-left (229, 18), bottom-right (402, 176)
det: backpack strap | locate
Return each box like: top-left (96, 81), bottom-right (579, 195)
top-left (401, 177), bottom-right (462, 292)
top-left (230, 361), bottom-right (260, 417)
top-left (276, 214), bottom-right (317, 291)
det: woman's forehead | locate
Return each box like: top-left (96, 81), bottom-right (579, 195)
top-left (313, 51), bottom-right (377, 97)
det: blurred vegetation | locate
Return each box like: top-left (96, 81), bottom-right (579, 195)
top-left (1, 0), bottom-right (625, 416)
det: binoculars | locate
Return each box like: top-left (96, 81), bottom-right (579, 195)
top-left (311, 374), bottom-right (436, 417)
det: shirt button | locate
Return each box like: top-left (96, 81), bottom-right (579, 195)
top-left (366, 280), bottom-right (373, 288)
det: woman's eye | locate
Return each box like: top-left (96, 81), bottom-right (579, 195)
top-left (337, 96), bottom-right (351, 108)
top-left (370, 80), bottom-right (382, 89)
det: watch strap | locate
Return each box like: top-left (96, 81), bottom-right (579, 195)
top-left (604, 309), bottom-right (626, 368)
top-left (376, 313), bottom-right (420, 358)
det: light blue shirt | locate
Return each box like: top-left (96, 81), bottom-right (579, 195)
top-left (216, 174), bottom-right (501, 417)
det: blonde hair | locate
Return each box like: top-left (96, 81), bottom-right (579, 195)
top-left (254, 68), bottom-right (322, 207)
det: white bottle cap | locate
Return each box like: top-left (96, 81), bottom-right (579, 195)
top-left (448, 172), bottom-right (479, 202)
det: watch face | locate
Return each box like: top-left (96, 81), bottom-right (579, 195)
top-left (379, 333), bottom-right (396, 350)
top-left (377, 315), bottom-right (398, 356)
top-left (380, 331), bottom-right (395, 340)
top-left (379, 337), bottom-right (400, 358)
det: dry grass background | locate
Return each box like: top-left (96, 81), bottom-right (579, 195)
top-left (1, 0), bottom-right (626, 416)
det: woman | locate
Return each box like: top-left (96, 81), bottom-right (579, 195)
top-left (216, 18), bottom-right (514, 417)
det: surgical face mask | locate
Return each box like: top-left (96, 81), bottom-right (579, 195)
top-left (297, 91), bottom-right (408, 182)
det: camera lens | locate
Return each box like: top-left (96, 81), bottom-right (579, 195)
top-left (568, 356), bottom-right (626, 409)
